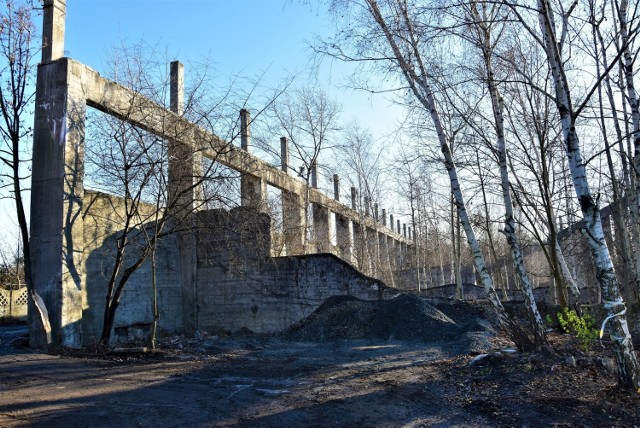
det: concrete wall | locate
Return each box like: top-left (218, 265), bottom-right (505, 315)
top-left (81, 193), bottom-right (390, 343)
top-left (83, 191), bottom-right (184, 343)
top-left (194, 207), bottom-right (389, 334)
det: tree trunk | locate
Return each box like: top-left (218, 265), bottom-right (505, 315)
top-left (537, 0), bottom-right (640, 388)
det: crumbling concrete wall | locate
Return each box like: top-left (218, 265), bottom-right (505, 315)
top-left (83, 191), bottom-right (184, 343)
top-left (81, 194), bottom-right (390, 343)
top-left (194, 207), bottom-right (390, 334)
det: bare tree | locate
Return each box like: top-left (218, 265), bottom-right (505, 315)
top-left (319, 0), bottom-right (537, 350)
top-left (0, 0), bottom-right (52, 340)
top-left (503, 0), bottom-right (640, 388)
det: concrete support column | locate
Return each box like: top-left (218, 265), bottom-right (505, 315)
top-left (282, 190), bottom-right (305, 255)
top-left (168, 61), bottom-right (200, 335)
top-left (280, 137), bottom-right (288, 173)
top-left (353, 222), bottom-right (368, 272)
top-left (333, 174), bottom-right (340, 201)
top-left (30, 59), bottom-right (85, 348)
top-left (364, 197), bottom-right (370, 216)
top-left (397, 219), bottom-right (401, 234)
top-left (310, 160), bottom-right (319, 188)
top-left (374, 203), bottom-right (378, 222)
top-left (367, 227), bottom-right (380, 276)
top-left (379, 233), bottom-right (394, 286)
top-left (382, 209), bottom-right (387, 227)
top-left (387, 237), bottom-right (397, 270)
top-left (168, 61), bottom-right (203, 217)
top-left (351, 187), bottom-right (357, 210)
top-left (240, 109), bottom-right (267, 210)
top-left (312, 203), bottom-right (332, 253)
top-left (42, 0), bottom-right (66, 63)
top-left (390, 214), bottom-right (394, 231)
top-left (335, 214), bottom-right (354, 263)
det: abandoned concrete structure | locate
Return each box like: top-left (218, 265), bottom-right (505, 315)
top-left (30, 0), bottom-right (412, 347)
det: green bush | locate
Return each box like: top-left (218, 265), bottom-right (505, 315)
top-left (556, 307), bottom-right (599, 350)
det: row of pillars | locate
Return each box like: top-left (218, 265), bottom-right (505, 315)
top-left (234, 108), bottom-right (413, 275)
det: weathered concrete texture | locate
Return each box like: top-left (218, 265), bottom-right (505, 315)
top-left (80, 197), bottom-right (390, 342)
top-left (193, 206), bottom-right (388, 334)
top-left (197, 252), bottom-right (390, 335)
top-left (83, 191), bottom-right (184, 343)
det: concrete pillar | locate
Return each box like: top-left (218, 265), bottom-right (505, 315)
top-left (351, 187), bottom-right (357, 210)
top-left (168, 61), bottom-right (203, 216)
top-left (168, 61), bottom-right (201, 335)
top-left (30, 59), bottom-right (85, 348)
top-left (311, 160), bottom-right (318, 188)
top-left (374, 203), bottom-right (378, 222)
top-left (382, 209), bottom-right (387, 227)
top-left (364, 197), bottom-right (370, 216)
top-left (335, 214), bottom-right (354, 263)
top-left (333, 174), bottom-right (340, 201)
top-left (367, 227), bottom-right (380, 276)
top-left (312, 203), bottom-right (331, 253)
top-left (239, 109), bottom-right (267, 210)
top-left (353, 222), bottom-right (368, 272)
top-left (42, 0), bottom-right (66, 63)
top-left (280, 137), bottom-right (288, 173)
top-left (390, 214), bottom-right (394, 231)
top-left (282, 190), bottom-right (305, 255)
top-left (403, 223), bottom-right (407, 238)
top-left (397, 219), bottom-right (401, 234)
top-left (170, 61), bottom-right (184, 115)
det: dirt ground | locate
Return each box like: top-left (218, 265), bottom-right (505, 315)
top-left (1, 295), bottom-right (640, 427)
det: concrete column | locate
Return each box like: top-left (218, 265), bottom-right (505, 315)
top-left (168, 61), bottom-right (199, 335)
top-left (335, 214), bottom-right (353, 263)
top-left (403, 223), bottom-right (407, 238)
top-left (364, 197), bottom-right (370, 216)
top-left (397, 219), bottom-right (401, 234)
top-left (280, 137), bottom-right (288, 173)
top-left (333, 174), bottom-right (340, 201)
top-left (30, 59), bottom-right (85, 348)
top-left (382, 209), bottom-right (387, 227)
top-left (374, 203), bottom-right (378, 222)
top-left (310, 160), bottom-right (318, 188)
top-left (379, 232), bottom-right (393, 286)
top-left (312, 202), bottom-right (332, 253)
top-left (170, 61), bottom-right (184, 115)
top-left (282, 190), bottom-right (305, 255)
top-left (388, 237), bottom-right (396, 270)
top-left (239, 109), bottom-right (267, 210)
top-left (168, 61), bottom-right (202, 216)
top-left (353, 222), bottom-right (368, 272)
top-left (390, 214), bottom-right (394, 231)
top-left (42, 0), bottom-right (66, 63)
top-left (367, 227), bottom-right (380, 276)
top-left (351, 187), bottom-right (357, 210)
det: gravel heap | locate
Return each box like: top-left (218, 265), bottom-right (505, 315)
top-left (283, 293), bottom-right (496, 348)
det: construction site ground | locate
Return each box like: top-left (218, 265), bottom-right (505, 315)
top-left (1, 294), bottom-right (639, 427)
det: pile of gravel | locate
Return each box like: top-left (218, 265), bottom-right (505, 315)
top-left (283, 293), bottom-right (496, 349)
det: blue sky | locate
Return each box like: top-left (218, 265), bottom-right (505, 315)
top-left (63, 0), bottom-right (404, 140)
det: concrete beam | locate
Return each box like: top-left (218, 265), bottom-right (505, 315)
top-left (42, 58), bottom-right (409, 245)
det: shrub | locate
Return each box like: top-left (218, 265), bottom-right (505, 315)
top-left (556, 307), bottom-right (599, 350)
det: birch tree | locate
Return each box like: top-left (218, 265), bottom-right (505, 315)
top-left (504, 0), bottom-right (640, 388)
top-left (321, 0), bottom-right (538, 350)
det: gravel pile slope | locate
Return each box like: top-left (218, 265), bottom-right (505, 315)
top-left (283, 293), bottom-right (495, 348)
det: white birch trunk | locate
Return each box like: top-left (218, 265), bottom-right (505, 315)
top-left (470, 2), bottom-right (547, 345)
top-left (618, 0), bottom-right (640, 299)
top-left (364, 0), bottom-right (531, 347)
top-left (538, 0), bottom-right (640, 388)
